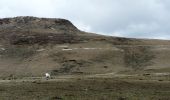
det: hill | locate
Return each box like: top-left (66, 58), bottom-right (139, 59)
top-left (0, 16), bottom-right (170, 78)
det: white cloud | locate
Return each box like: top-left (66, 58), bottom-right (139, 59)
top-left (0, 0), bottom-right (170, 39)
top-left (73, 21), bottom-right (91, 32)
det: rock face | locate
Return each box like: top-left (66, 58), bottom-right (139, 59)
top-left (0, 16), bottom-right (80, 45)
top-left (0, 16), bottom-right (78, 31)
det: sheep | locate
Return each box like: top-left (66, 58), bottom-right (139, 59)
top-left (45, 73), bottom-right (51, 80)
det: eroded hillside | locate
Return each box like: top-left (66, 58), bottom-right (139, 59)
top-left (0, 16), bottom-right (170, 78)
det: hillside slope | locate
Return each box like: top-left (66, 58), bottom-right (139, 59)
top-left (0, 16), bottom-right (170, 78)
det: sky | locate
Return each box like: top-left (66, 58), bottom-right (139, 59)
top-left (0, 0), bottom-right (170, 40)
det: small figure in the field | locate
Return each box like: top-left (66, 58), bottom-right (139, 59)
top-left (45, 73), bottom-right (51, 80)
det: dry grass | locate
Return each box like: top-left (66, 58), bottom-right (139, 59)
top-left (0, 77), bottom-right (170, 100)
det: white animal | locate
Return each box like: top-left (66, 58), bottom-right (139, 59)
top-left (45, 73), bottom-right (51, 79)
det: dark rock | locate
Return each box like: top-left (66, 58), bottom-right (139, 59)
top-left (51, 96), bottom-right (63, 100)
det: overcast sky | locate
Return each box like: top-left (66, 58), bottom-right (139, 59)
top-left (0, 0), bottom-right (170, 40)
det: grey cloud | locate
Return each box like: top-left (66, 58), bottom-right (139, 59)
top-left (0, 0), bottom-right (170, 39)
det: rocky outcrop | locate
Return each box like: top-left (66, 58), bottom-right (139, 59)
top-left (0, 16), bottom-right (78, 31)
top-left (0, 16), bottom-right (81, 44)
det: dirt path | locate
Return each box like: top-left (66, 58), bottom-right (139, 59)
top-left (0, 73), bottom-right (118, 83)
top-left (0, 72), bottom-right (169, 83)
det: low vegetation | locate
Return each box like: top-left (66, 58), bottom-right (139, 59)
top-left (0, 46), bottom-right (36, 58)
top-left (122, 46), bottom-right (155, 70)
top-left (0, 77), bottom-right (170, 100)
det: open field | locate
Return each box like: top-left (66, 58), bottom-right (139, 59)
top-left (0, 73), bottom-right (170, 100)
